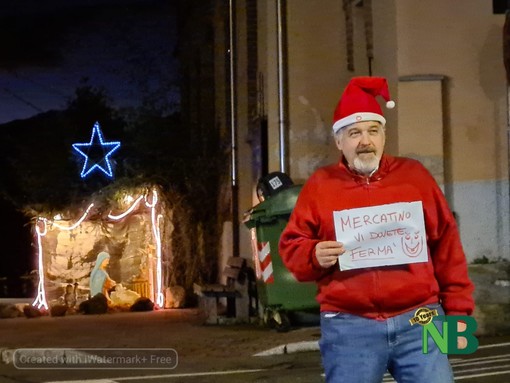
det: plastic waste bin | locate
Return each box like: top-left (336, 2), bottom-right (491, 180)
top-left (244, 183), bottom-right (319, 331)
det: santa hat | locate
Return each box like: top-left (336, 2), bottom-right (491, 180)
top-left (332, 76), bottom-right (395, 134)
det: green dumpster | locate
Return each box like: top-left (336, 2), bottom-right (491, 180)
top-left (244, 184), bottom-right (319, 330)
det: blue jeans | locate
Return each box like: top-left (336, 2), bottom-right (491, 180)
top-left (319, 304), bottom-right (454, 383)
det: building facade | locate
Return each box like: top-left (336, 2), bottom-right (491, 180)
top-left (214, 0), bottom-right (510, 266)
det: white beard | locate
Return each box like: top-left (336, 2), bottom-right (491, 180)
top-left (353, 154), bottom-right (380, 175)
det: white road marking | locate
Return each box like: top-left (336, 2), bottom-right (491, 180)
top-left (455, 370), bottom-right (510, 380)
top-left (478, 341), bottom-right (510, 349)
top-left (45, 368), bottom-right (265, 382)
top-left (45, 340), bottom-right (510, 382)
top-left (46, 381), bottom-right (116, 383)
top-left (452, 355), bottom-right (510, 367)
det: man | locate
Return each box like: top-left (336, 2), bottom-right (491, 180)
top-left (278, 76), bottom-right (474, 383)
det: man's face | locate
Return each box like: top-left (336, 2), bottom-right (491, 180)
top-left (334, 120), bottom-right (385, 175)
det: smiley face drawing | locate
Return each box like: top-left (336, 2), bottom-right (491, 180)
top-left (401, 230), bottom-right (424, 258)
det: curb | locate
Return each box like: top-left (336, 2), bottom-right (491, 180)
top-left (253, 340), bottom-right (319, 356)
top-left (0, 298), bottom-right (33, 304)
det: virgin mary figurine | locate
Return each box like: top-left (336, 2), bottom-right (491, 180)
top-left (89, 251), bottom-right (116, 301)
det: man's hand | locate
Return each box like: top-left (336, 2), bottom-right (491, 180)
top-left (315, 241), bottom-right (345, 268)
top-left (457, 321), bottom-right (467, 350)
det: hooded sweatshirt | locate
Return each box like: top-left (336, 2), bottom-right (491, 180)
top-left (278, 154), bottom-right (474, 320)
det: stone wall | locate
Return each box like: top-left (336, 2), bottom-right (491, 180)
top-left (469, 263), bottom-right (510, 336)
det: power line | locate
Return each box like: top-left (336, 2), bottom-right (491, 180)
top-left (1, 87), bottom-right (45, 113)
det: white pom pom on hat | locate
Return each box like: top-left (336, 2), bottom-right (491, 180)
top-left (332, 76), bottom-right (396, 134)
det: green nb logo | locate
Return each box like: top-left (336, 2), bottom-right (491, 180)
top-left (422, 315), bottom-right (478, 355)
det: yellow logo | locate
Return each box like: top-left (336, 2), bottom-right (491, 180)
top-left (409, 307), bottom-right (439, 326)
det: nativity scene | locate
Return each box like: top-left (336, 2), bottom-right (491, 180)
top-left (28, 122), bottom-right (171, 314)
top-left (32, 187), bottom-right (168, 313)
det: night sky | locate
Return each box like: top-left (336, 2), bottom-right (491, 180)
top-left (0, 0), bottom-right (180, 292)
top-left (0, 0), bottom-right (179, 124)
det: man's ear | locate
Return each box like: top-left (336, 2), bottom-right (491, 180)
top-left (334, 133), bottom-right (343, 151)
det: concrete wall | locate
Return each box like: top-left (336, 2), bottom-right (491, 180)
top-left (244, 0), bottom-right (510, 263)
top-left (394, 1), bottom-right (510, 261)
top-left (469, 263), bottom-right (510, 336)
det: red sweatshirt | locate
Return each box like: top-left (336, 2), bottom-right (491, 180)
top-left (279, 154), bottom-right (474, 320)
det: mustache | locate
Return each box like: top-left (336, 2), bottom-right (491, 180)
top-left (356, 147), bottom-right (376, 154)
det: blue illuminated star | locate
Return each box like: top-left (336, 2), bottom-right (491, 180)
top-left (72, 121), bottom-right (121, 178)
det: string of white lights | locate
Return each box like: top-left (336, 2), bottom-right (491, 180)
top-left (32, 188), bottom-right (165, 311)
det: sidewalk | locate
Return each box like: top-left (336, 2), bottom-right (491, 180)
top-left (0, 308), bottom-right (321, 363)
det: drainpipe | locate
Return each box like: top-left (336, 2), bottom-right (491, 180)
top-left (228, 0), bottom-right (239, 257)
top-left (276, 0), bottom-right (288, 173)
top-left (505, 8), bottom-right (510, 254)
top-left (363, 0), bottom-right (373, 76)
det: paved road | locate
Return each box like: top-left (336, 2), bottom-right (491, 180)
top-left (2, 338), bottom-right (510, 382)
top-left (1, 351), bottom-right (320, 382)
top-left (448, 339), bottom-right (510, 383)
top-left (1, 342), bottom-right (510, 383)
top-left (1, 308), bottom-right (510, 383)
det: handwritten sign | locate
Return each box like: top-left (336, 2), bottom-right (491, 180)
top-left (334, 201), bottom-right (428, 271)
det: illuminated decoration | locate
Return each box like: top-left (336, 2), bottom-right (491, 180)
top-left (32, 188), bottom-right (165, 310)
top-left (108, 189), bottom-right (165, 308)
top-left (72, 121), bottom-right (121, 178)
top-left (33, 203), bottom-right (95, 310)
